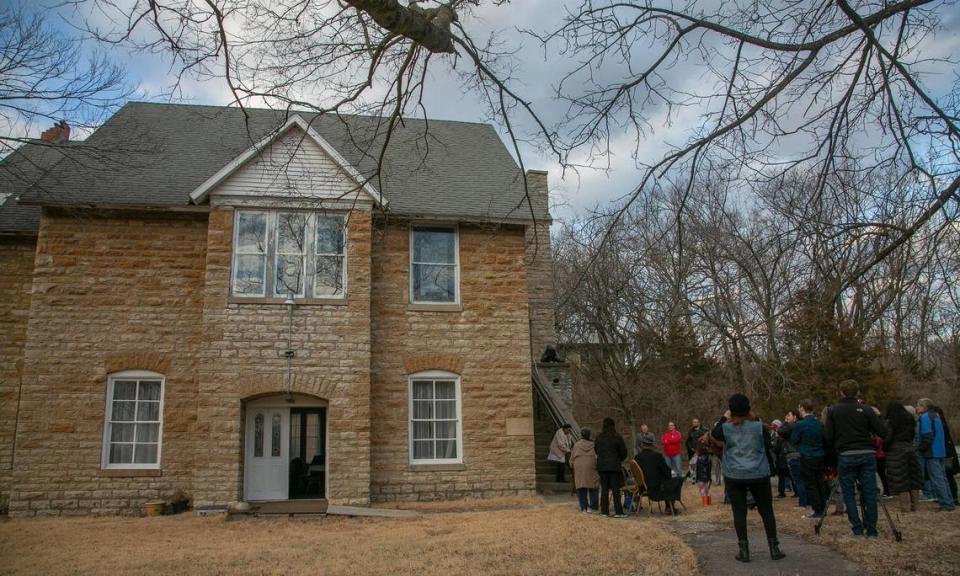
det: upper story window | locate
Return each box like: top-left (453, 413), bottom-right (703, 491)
top-left (232, 210), bottom-right (347, 299)
top-left (102, 370), bottom-right (165, 469)
top-left (410, 226), bottom-right (459, 304)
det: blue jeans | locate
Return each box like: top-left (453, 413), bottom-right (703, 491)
top-left (924, 458), bottom-right (956, 510)
top-left (787, 458), bottom-right (808, 507)
top-left (577, 487), bottom-right (598, 511)
top-left (838, 453), bottom-right (878, 535)
top-left (918, 451), bottom-right (933, 497)
top-left (665, 454), bottom-right (683, 478)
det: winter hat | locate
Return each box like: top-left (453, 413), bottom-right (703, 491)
top-left (729, 393), bottom-right (751, 417)
top-left (771, 419), bottom-right (782, 429)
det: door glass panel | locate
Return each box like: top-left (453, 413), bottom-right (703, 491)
top-left (254, 413), bottom-right (264, 458)
top-left (271, 413), bottom-right (282, 457)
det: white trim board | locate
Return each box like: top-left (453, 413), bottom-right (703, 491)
top-left (188, 115), bottom-right (385, 207)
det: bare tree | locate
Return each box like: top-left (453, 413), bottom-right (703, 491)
top-left (0, 3), bottom-right (131, 152)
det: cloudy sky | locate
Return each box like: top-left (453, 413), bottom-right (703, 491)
top-left (14, 0), bottom-right (960, 223)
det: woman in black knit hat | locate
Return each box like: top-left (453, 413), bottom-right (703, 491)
top-left (710, 393), bottom-right (785, 563)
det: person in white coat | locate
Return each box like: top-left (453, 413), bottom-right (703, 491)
top-left (548, 424), bottom-right (574, 482)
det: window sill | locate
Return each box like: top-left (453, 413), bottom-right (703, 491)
top-left (228, 297), bottom-right (348, 306)
top-left (408, 463), bottom-right (466, 472)
top-left (407, 303), bottom-right (463, 313)
top-left (99, 468), bottom-right (163, 478)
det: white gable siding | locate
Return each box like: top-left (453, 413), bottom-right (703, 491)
top-left (211, 126), bottom-right (363, 202)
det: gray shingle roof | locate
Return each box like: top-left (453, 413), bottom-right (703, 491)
top-left (0, 141), bottom-right (71, 235)
top-left (11, 102), bottom-right (549, 228)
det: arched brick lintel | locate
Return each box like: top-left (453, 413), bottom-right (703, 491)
top-left (103, 352), bottom-right (172, 376)
top-left (403, 354), bottom-right (464, 376)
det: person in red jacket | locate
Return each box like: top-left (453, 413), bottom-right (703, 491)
top-left (662, 421), bottom-right (684, 479)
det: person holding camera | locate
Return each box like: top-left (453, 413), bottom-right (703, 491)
top-left (711, 393), bottom-right (786, 563)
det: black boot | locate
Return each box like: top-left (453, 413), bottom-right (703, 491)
top-left (768, 538), bottom-right (786, 560)
top-left (735, 540), bottom-right (750, 563)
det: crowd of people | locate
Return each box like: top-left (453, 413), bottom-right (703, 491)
top-left (547, 378), bottom-right (958, 563)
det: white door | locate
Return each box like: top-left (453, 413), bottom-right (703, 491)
top-left (245, 407), bottom-right (289, 501)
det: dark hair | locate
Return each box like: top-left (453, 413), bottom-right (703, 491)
top-left (580, 428), bottom-right (592, 441)
top-left (885, 401), bottom-right (913, 428)
top-left (561, 423), bottom-right (572, 430)
top-left (602, 417), bottom-right (616, 433)
top-left (840, 379), bottom-right (859, 398)
top-left (799, 399), bottom-right (815, 413)
top-left (785, 410), bottom-right (799, 419)
top-left (729, 393), bottom-right (751, 417)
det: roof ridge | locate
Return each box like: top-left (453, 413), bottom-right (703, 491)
top-left (121, 101), bottom-right (495, 127)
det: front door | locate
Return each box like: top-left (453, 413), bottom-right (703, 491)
top-left (244, 407), bottom-right (289, 501)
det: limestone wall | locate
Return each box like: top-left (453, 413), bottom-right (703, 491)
top-left (0, 236), bottom-right (36, 512)
top-left (369, 221), bottom-right (536, 501)
top-left (9, 209), bottom-right (207, 516)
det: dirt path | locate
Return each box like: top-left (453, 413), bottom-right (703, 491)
top-left (673, 520), bottom-right (865, 576)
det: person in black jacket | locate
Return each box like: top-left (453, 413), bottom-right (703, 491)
top-left (932, 406), bottom-right (958, 503)
top-left (884, 401), bottom-right (923, 512)
top-left (595, 416), bottom-right (628, 517)
top-left (824, 380), bottom-right (888, 537)
top-left (635, 436), bottom-right (675, 513)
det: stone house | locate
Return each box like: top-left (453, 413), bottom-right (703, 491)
top-left (0, 102), bottom-right (562, 516)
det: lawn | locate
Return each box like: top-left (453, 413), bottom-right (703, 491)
top-left (0, 503), bottom-right (696, 576)
top-left (670, 482), bottom-right (960, 576)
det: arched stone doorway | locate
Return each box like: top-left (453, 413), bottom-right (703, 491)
top-left (243, 394), bottom-right (328, 502)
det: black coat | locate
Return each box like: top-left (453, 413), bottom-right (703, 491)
top-left (635, 448), bottom-right (672, 496)
top-left (824, 397), bottom-right (888, 453)
top-left (595, 430), bottom-right (628, 472)
top-left (885, 411), bottom-right (922, 494)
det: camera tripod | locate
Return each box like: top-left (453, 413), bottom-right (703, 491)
top-left (814, 481), bottom-right (903, 541)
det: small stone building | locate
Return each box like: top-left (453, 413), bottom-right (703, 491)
top-left (0, 103), bottom-right (560, 516)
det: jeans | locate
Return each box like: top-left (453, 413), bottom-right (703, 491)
top-left (725, 477), bottom-right (778, 542)
top-left (599, 471), bottom-right (624, 516)
top-left (787, 458), bottom-right (808, 507)
top-left (577, 487), bottom-right (599, 511)
top-left (665, 454), bottom-right (683, 479)
top-left (919, 451), bottom-right (933, 498)
top-left (838, 453), bottom-right (879, 535)
top-left (924, 458), bottom-right (956, 510)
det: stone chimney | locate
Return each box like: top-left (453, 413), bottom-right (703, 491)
top-left (40, 120), bottom-right (70, 144)
top-left (524, 169), bottom-right (557, 363)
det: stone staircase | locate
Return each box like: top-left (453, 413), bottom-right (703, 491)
top-left (532, 374), bottom-right (576, 495)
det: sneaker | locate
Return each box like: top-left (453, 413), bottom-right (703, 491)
top-left (803, 512), bottom-right (823, 519)
top-left (850, 531), bottom-right (865, 538)
top-left (865, 532), bottom-right (879, 538)
top-left (613, 514), bottom-right (628, 519)
top-left (920, 494), bottom-right (936, 502)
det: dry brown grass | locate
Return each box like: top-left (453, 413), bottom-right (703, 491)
top-left (0, 505), bottom-right (696, 576)
top-left (372, 495), bottom-right (546, 513)
top-left (668, 481), bottom-right (960, 576)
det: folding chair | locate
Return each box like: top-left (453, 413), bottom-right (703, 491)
top-left (627, 460), bottom-right (650, 516)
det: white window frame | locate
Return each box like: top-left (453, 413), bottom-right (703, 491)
top-left (313, 214), bottom-right (348, 298)
top-left (232, 210), bottom-right (269, 297)
top-left (273, 211), bottom-right (308, 298)
top-left (409, 224), bottom-right (460, 305)
top-left (230, 210), bottom-right (348, 300)
top-left (101, 370), bottom-right (165, 470)
top-left (408, 370), bottom-right (463, 465)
